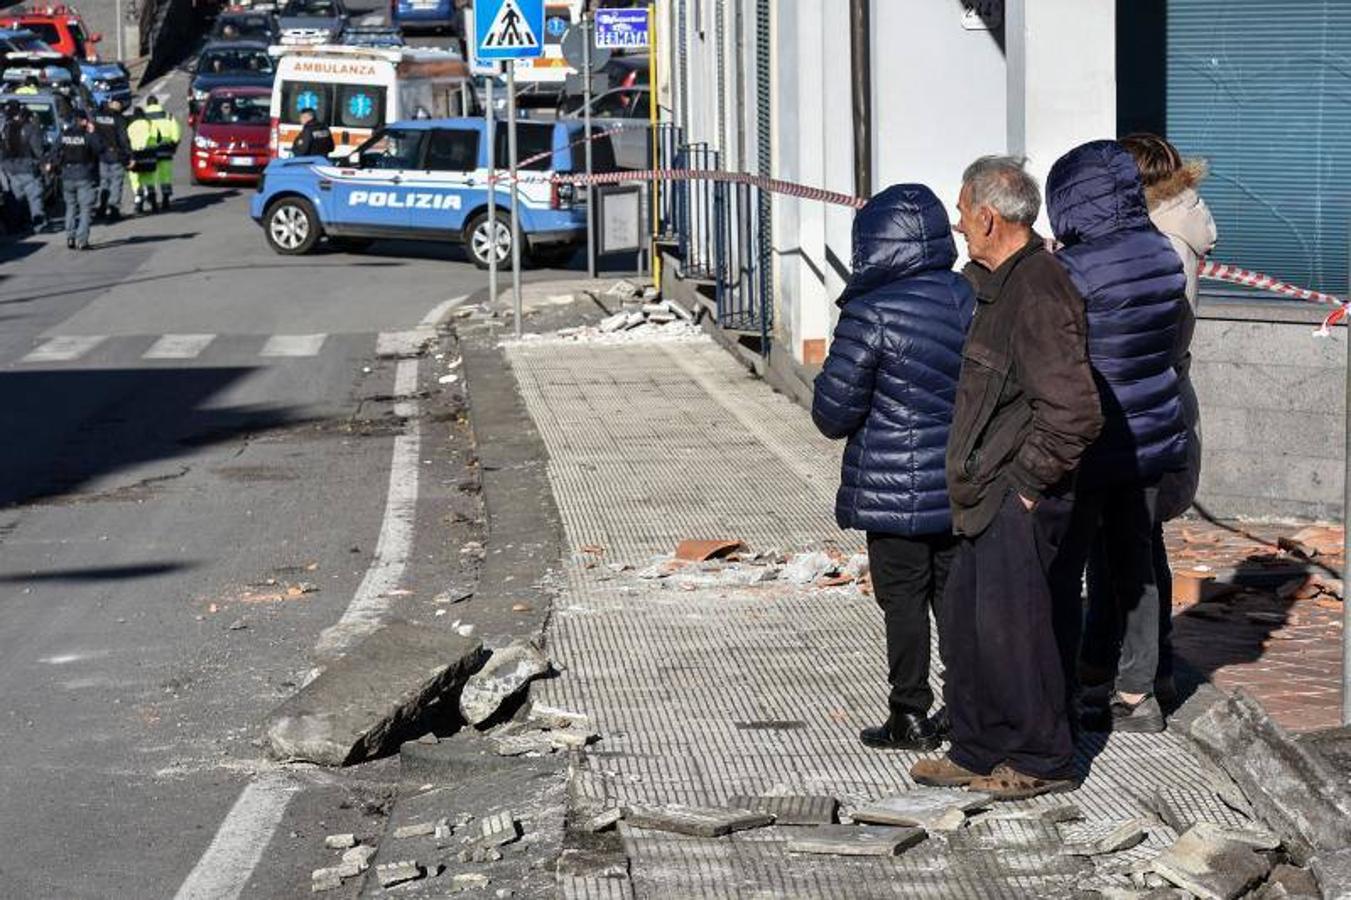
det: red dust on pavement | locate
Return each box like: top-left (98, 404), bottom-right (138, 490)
top-left (1165, 518), bottom-right (1344, 733)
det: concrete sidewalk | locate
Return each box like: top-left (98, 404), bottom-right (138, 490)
top-left (505, 332), bottom-right (1254, 898)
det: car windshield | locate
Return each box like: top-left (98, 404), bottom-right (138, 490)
top-left (20, 22), bottom-right (60, 45)
top-left (199, 49), bottom-right (273, 74)
top-left (203, 94), bottom-right (270, 124)
top-left (8, 34), bottom-right (50, 52)
top-left (67, 20), bottom-right (86, 56)
top-left (282, 0), bottom-right (337, 17)
top-left (216, 16), bottom-right (273, 40)
top-left (9, 99), bottom-right (54, 127)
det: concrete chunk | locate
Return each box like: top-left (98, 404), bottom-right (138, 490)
top-left (311, 867), bottom-right (344, 892)
top-left (265, 624), bottom-right (484, 766)
top-left (341, 844), bottom-right (376, 871)
top-left (376, 860), bottom-right (424, 888)
top-left (852, 788), bottom-right (990, 831)
top-left (458, 639), bottom-right (551, 726)
top-left (598, 312), bottom-right (629, 333)
top-left (785, 824), bottom-right (926, 857)
top-left (393, 821), bottom-right (436, 839)
top-left (1188, 689), bottom-right (1351, 862)
top-left (1312, 848), bottom-right (1351, 900)
top-left (323, 833), bottom-right (356, 849)
top-left (1152, 824), bottom-right (1273, 900)
top-left (1064, 821), bottom-right (1149, 856)
top-left (728, 794), bottom-right (839, 826)
top-left (586, 808), bottom-right (623, 832)
top-left (624, 803), bottom-right (774, 837)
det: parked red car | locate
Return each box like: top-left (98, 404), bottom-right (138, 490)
top-left (0, 4), bottom-right (101, 61)
top-left (190, 87), bottom-right (273, 185)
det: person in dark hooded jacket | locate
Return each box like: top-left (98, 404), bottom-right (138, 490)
top-left (1044, 139), bottom-right (1189, 734)
top-left (812, 183), bottom-right (975, 751)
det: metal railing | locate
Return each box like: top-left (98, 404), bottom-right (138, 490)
top-left (713, 179), bottom-right (770, 345)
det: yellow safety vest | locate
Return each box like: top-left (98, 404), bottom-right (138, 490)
top-left (127, 117), bottom-right (157, 152)
top-left (145, 105), bottom-right (180, 145)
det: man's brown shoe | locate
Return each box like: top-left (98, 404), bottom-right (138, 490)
top-left (909, 756), bottom-right (983, 787)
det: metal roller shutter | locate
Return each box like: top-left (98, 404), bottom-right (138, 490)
top-left (1168, 0), bottom-right (1351, 297)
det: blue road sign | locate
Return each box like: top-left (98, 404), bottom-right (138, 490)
top-left (475, 0), bottom-right (545, 60)
top-left (594, 8), bottom-right (650, 49)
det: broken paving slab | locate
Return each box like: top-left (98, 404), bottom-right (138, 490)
top-left (624, 803), bottom-right (775, 838)
top-left (727, 794), bottom-right (839, 826)
top-left (376, 860), bottom-right (424, 888)
top-left (342, 844), bottom-right (376, 870)
top-left (948, 817), bottom-right (1064, 851)
top-left (1188, 689), bottom-right (1351, 862)
top-left (852, 787), bottom-right (990, 831)
top-left (265, 624), bottom-right (484, 766)
top-left (475, 811), bottom-right (522, 848)
top-left (459, 639), bottom-right (552, 726)
top-left (673, 539), bottom-right (746, 562)
top-left (785, 824), bottom-right (926, 857)
top-left (1062, 821), bottom-right (1149, 856)
top-left (392, 822), bottom-right (436, 839)
top-left (1151, 823), bottom-right (1274, 900)
top-left (323, 833), bottom-right (356, 849)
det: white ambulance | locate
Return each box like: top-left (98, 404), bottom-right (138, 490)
top-left (268, 44), bottom-right (475, 159)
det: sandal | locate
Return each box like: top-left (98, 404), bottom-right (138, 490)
top-left (968, 763), bottom-right (1079, 801)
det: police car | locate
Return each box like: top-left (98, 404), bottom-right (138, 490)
top-left (250, 117), bottom-right (613, 267)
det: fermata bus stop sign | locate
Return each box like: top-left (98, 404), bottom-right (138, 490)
top-left (476, 0), bottom-right (546, 60)
top-left (594, 7), bottom-right (650, 49)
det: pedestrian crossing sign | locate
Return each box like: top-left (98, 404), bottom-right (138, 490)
top-left (475, 0), bottom-right (545, 60)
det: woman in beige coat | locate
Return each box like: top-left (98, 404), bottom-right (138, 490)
top-left (1086, 133), bottom-right (1218, 713)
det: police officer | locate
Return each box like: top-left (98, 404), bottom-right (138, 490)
top-left (126, 105), bottom-right (160, 214)
top-left (92, 98), bottom-right (131, 221)
top-left (15, 75), bottom-right (40, 95)
top-left (1, 100), bottom-right (48, 231)
top-left (53, 107), bottom-right (103, 249)
top-left (290, 108), bottom-right (334, 158)
top-left (143, 95), bottom-right (180, 209)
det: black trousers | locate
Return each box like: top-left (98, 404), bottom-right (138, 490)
top-left (942, 490), bottom-right (1076, 780)
top-left (866, 531), bottom-right (957, 717)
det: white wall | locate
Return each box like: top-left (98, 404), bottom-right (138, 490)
top-left (1006, 0), bottom-right (1116, 230)
top-left (871, 1), bottom-right (1008, 243)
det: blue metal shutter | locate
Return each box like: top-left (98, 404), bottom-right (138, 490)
top-left (1167, 0), bottom-right (1351, 297)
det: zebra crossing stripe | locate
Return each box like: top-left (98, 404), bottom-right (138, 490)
top-left (143, 334), bottom-right (216, 360)
top-left (259, 334), bottom-right (327, 357)
top-left (21, 335), bottom-right (107, 363)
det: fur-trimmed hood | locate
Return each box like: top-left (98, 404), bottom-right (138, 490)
top-left (1144, 157), bottom-right (1209, 207)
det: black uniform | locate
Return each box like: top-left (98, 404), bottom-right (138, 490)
top-left (92, 104), bottom-right (131, 219)
top-left (54, 120), bottom-right (103, 248)
top-left (291, 119), bottom-right (335, 158)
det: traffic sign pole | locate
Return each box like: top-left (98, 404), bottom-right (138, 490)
top-left (508, 64), bottom-right (523, 340)
top-left (648, 3), bottom-right (659, 291)
top-left (485, 74), bottom-right (498, 311)
top-left (584, 13), bottom-right (595, 278)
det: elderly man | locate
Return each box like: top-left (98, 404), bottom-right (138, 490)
top-left (909, 156), bottom-right (1102, 800)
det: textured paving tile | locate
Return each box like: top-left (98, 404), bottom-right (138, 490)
top-left (507, 338), bottom-right (1247, 898)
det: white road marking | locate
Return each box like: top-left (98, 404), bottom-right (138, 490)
top-left (313, 295), bottom-right (468, 658)
top-left (22, 335), bottom-right (106, 363)
top-left (259, 334), bottom-right (326, 357)
top-left (143, 333), bottom-right (216, 359)
top-left (172, 775), bottom-right (300, 900)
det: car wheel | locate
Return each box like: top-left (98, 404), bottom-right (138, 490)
top-left (264, 197), bottom-right (321, 255)
top-left (464, 211), bottom-right (512, 270)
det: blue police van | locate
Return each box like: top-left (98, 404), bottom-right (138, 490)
top-left (251, 117), bottom-right (612, 267)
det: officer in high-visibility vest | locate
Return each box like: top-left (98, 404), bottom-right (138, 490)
top-left (14, 76), bottom-right (39, 95)
top-left (125, 106), bottom-right (160, 214)
top-left (143, 95), bottom-right (180, 210)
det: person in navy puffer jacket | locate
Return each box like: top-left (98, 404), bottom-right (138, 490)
top-left (812, 183), bottom-right (974, 752)
top-left (1045, 140), bottom-right (1188, 734)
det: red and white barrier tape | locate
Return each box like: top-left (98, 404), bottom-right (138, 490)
top-left (1197, 261), bottom-right (1349, 335)
top-left (485, 160), bottom-right (1351, 332)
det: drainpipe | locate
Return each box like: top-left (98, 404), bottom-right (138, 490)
top-left (849, 0), bottom-right (871, 200)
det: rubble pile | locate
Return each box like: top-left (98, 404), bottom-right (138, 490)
top-left (574, 539), bottom-right (872, 595)
top-left (518, 280), bottom-right (704, 345)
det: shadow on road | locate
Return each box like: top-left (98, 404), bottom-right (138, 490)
top-left (0, 562), bottom-right (196, 583)
top-left (95, 232), bottom-right (201, 250)
top-left (166, 190), bottom-right (240, 215)
top-left (0, 367), bottom-right (309, 508)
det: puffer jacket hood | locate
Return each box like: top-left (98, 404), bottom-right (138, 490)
top-left (1047, 140), bottom-right (1154, 246)
top-left (813, 183), bottom-right (974, 536)
top-left (1047, 140), bottom-right (1189, 488)
top-left (838, 183), bottom-right (958, 306)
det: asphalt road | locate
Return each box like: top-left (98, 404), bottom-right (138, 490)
top-left (0, 62), bottom-right (573, 898)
